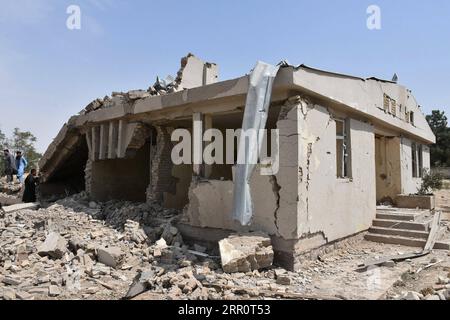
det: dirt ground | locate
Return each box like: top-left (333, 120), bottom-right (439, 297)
top-left (436, 180), bottom-right (450, 220)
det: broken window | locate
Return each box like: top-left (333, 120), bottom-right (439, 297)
top-left (410, 111), bottom-right (415, 125)
top-left (336, 119), bottom-right (351, 179)
top-left (411, 142), bottom-right (423, 178)
top-left (383, 94), bottom-right (390, 112)
top-left (391, 100), bottom-right (396, 116)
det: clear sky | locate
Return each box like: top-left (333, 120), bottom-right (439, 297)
top-left (1, 0), bottom-right (449, 152)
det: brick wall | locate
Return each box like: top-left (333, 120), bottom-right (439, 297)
top-left (146, 126), bottom-right (177, 202)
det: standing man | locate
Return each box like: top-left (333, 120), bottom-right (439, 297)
top-left (15, 151), bottom-right (28, 184)
top-left (3, 149), bottom-right (17, 182)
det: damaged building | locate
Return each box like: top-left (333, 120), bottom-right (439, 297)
top-left (38, 54), bottom-right (436, 270)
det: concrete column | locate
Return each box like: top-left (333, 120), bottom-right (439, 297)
top-left (99, 124), bottom-right (108, 160)
top-left (117, 120), bottom-right (126, 158)
top-left (204, 114), bottom-right (213, 178)
top-left (108, 121), bottom-right (119, 159)
top-left (193, 113), bottom-right (204, 176)
top-left (91, 126), bottom-right (100, 161)
top-left (85, 131), bottom-right (93, 160)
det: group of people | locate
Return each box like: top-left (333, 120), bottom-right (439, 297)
top-left (3, 149), bottom-right (38, 203)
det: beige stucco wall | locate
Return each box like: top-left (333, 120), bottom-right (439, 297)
top-left (183, 169), bottom-right (280, 235)
top-left (185, 97), bottom-right (377, 247)
top-left (400, 137), bottom-right (431, 195)
top-left (295, 102), bottom-right (376, 244)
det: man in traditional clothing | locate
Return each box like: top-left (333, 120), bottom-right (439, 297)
top-left (22, 168), bottom-right (38, 203)
top-left (15, 151), bottom-right (28, 185)
top-left (3, 149), bottom-right (17, 182)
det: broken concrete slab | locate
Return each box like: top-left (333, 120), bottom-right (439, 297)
top-left (219, 233), bottom-right (274, 273)
top-left (37, 232), bottom-right (68, 259)
top-left (128, 90), bottom-right (150, 100)
top-left (1, 202), bottom-right (40, 214)
top-left (97, 246), bottom-right (123, 269)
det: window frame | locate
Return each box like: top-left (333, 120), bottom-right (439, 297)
top-left (335, 118), bottom-right (352, 179)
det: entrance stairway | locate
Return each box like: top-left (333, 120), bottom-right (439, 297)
top-left (365, 207), bottom-right (450, 250)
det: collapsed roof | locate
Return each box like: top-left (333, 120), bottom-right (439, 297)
top-left (39, 54), bottom-right (435, 183)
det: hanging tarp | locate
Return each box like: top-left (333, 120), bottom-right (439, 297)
top-left (232, 61), bottom-right (280, 225)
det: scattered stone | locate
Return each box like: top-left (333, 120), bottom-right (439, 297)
top-left (28, 287), bottom-right (49, 295)
top-left (403, 291), bottom-right (422, 300)
top-left (97, 247), bottom-right (123, 269)
top-left (15, 291), bottom-right (34, 300)
top-left (382, 260), bottom-right (395, 268)
top-left (437, 276), bottom-right (449, 285)
top-left (37, 232), bottom-right (68, 259)
top-left (2, 290), bottom-right (15, 300)
top-left (49, 285), bottom-right (61, 297)
top-left (2, 276), bottom-right (21, 286)
top-left (219, 233), bottom-right (274, 273)
top-left (276, 275), bottom-right (291, 286)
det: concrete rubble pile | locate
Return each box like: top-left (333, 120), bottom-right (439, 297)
top-left (395, 275), bottom-right (450, 301)
top-left (0, 193), bottom-right (311, 300)
top-left (0, 177), bottom-right (22, 206)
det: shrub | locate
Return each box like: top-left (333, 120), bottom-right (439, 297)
top-left (418, 169), bottom-right (443, 195)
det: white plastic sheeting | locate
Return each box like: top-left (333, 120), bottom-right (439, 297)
top-left (232, 61), bottom-right (280, 226)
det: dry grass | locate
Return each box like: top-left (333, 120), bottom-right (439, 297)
top-left (442, 180), bottom-right (450, 189)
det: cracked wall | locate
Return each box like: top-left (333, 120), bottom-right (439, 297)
top-left (294, 97), bottom-right (376, 245)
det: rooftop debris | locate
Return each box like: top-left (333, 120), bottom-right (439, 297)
top-left (78, 53), bottom-right (217, 116)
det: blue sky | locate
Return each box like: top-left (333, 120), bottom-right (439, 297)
top-left (1, 0), bottom-right (449, 152)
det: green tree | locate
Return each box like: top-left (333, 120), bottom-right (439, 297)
top-left (8, 128), bottom-right (42, 172)
top-left (426, 110), bottom-right (450, 166)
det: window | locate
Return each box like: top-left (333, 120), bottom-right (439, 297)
top-left (418, 144), bottom-right (423, 177)
top-left (383, 94), bottom-right (390, 112)
top-left (410, 111), bottom-right (415, 125)
top-left (411, 143), bottom-right (423, 178)
top-left (391, 100), bottom-right (397, 116)
top-left (336, 119), bottom-right (351, 178)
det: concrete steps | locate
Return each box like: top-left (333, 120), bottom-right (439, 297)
top-left (365, 208), bottom-right (449, 250)
top-left (375, 210), bottom-right (427, 222)
top-left (372, 219), bottom-right (430, 231)
top-left (365, 233), bottom-right (450, 250)
top-left (368, 226), bottom-right (429, 239)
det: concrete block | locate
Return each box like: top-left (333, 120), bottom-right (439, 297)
top-left (395, 194), bottom-right (435, 210)
top-left (37, 232), bottom-right (68, 259)
top-left (219, 233), bottom-right (274, 273)
top-left (97, 246), bottom-right (123, 268)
